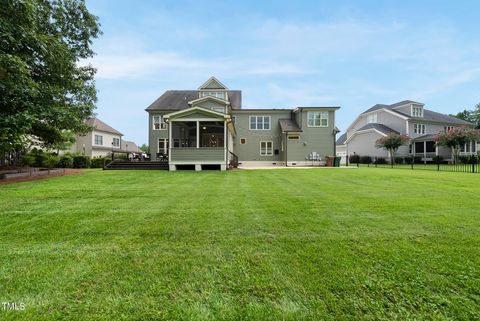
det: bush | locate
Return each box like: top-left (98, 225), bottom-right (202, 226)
top-left (44, 155), bottom-right (60, 168)
top-left (91, 157), bottom-right (106, 168)
top-left (29, 148), bottom-right (48, 167)
top-left (374, 157), bottom-right (387, 164)
top-left (414, 156), bottom-right (422, 164)
top-left (73, 155), bottom-right (91, 168)
top-left (404, 156), bottom-right (413, 164)
top-left (359, 156), bottom-right (372, 164)
top-left (394, 157), bottom-right (404, 164)
top-left (58, 155), bottom-right (73, 168)
top-left (432, 156), bottom-right (444, 164)
top-left (348, 155), bottom-right (360, 164)
top-left (21, 154), bottom-right (35, 167)
top-left (458, 155), bottom-right (478, 164)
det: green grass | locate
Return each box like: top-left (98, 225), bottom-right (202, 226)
top-left (0, 168), bottom-right (479, 320)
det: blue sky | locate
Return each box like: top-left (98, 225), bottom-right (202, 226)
top-left (85, 0), bottom-right (480, 145)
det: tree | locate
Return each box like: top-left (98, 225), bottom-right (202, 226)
top-left (375, 133), bottom-right (410, 164)
top-left (140, 144), bottom-right (149, 153)
top-left (452, 103), bottom-right (480, 129)
top-left (434, 126), bottom-right (480, 162)
top-left (0, 0), bottom-right (101, 155)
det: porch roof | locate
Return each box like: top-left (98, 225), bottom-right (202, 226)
top-left (279, 119), bottom-right (302, 133)
top-left (411, 134), bottom-right (436, 142)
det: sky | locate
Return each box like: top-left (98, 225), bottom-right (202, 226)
top-left (85, 0), bottom-right (480, 145)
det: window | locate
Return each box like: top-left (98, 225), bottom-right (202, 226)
top-left (211, 107), bottom-right (225, 113)
top-left (260, 141), bottom-right (273, 156)
top-left (444, 126), bottom-right (454, 132)
top-left (307, 112), bottom-right (328, 127)
top-left (366, 113), bottom-right (377, 124)
top-left (153, 115), bottom-right (166, 130)
top-left (158, 139), bottom-right (169, 153)
top-left (413, 124), bottom-right (426, 134)
top-left (412, 106), bottom-right (424, 117)
top-left (202, 91), bottom-right (225, 99)
top-left (112, 137), bottom-right (120, 147)
top-left (249, 116), bottom-right (271, 130)
top-left (94, 135), bottom-right (103, 146)
top-left (240, 138), bottom-right (246, 144)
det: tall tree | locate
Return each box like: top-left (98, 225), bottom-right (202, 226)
top-left (0, 0), bottom-right (101, 154)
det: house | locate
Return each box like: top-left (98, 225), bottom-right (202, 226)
top-left (70, 117), bottom-right (140, 158)
top-left (337, 100), bottom-right (476, 162)
top-left (146, 77), bottom-right (340, 170)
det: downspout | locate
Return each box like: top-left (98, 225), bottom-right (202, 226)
top-left (285, 132), bottom-right (288, 167)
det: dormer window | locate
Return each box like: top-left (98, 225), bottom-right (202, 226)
top-left (201, 91), bottom-right (225, 99)
top-left (366, 113), bottom-right (377, 124)
top-left (411, 106), bottom-right (423, 117)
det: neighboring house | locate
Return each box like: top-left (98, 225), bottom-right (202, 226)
top-left (337, 100), bottom-right (476, 162)
top-left (69, 117), bottom-right (140, 158)
top-left (146, 77), bottom-right (340, 170)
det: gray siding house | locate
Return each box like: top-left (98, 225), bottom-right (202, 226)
top-left (146, 77), bottom-right (340, 170)
top-left (337, 100), bottom-right (476, 162)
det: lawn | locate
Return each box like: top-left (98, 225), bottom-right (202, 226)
top-left (0, 168), bottom-right (479, 320)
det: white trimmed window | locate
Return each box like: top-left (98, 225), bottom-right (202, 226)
top-left (158, 139), bottom-right (169, 153)
top-left (412, 106), bottom-right (424, 117)
top-left (202, 91), bottom-right (225, 99)
top-left (260, 141), bottom-right (273, 156)
top-left (413, 124), bottom-right (426, 134)
top-left (444, 126), bottom-right (454, 132)
top-left (308, 112), bottom-right (328, 127)
top-left (249, 116), bottom-right (271, 130)
top-left (366, 113), bottom-right (377, 124)
top-left (153, 115), bottom-right (166, 130)
top-left (94, 134), bottom-right (103, 146)
top-left (112, 137), bottom-right (120, 147)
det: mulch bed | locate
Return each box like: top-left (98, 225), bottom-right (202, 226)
top-left (0, 168), bottom-right (84, 185)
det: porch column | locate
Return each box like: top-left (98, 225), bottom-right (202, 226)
top-left (424, 141), bottom-right (427, 164)
top-left (168, 120), bottom-right (172, 162)
top-left (224, 120), bottom-right (227, 162)
top-left (435, 144), bottom-right (438, 156)
top-left (196, 121), bottom-right (200, 148)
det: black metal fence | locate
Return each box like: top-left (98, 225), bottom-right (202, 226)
top-left (346, 155), bottom-right (479, 174)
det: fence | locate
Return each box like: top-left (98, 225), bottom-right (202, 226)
top-left (346, 155), bottom-right (479, 174)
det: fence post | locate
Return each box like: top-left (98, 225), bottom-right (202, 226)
top-left (473, 156), bottom-right (476, 173)
top-left (437, 162), bottom-right (440, 171)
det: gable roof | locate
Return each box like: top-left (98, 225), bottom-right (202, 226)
top-left (121, 140), bottom-right (142, 153)
top-left (336, 132), bottom-right (347, 145)
top-left (146, 90), bottom-right (242, 111)
top-left (198, 76), bottom-right (228, 90)
top-left (86, 117), bottom-right (123, 136)
top-left (357, 123), bottom-right (399, 135)
top-left (163, 106), bottom-right (229, 119)
top-left (361, 100), bottom-right (473, 125)
top-left (278, 119), bottom-right (302, 132)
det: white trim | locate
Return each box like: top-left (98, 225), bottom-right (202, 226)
top-left (164, 106), bottom-right (229, 119)
top-left (249, 115), bottom-right (271, 130)
top-left (198, 76), bottom-right (228, 90)
top-left (307, 111), bottom-right (329, 127)
top-left (168, 121), bottom-right (172, 162)
top-left (188, 95), bottom-right (229, 106)
top-left (344, 128), bottom-right (387, 144)
top-left (196, 121), bottom-right (200, 148)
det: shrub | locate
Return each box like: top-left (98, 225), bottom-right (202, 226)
top-left (348, 155), bottom-right (360, 164)
top-left (73, 155), bottom-right (91, 168)
top-left (394, 157), bottom-right (404, 164)
top-left (414, 156), bottom-right (422, 164)
top-left (44, 155), bottom-right (60, 168)
top-left (458, 155), bottom-right (478, 164)
top-left (58, 155), bottom-right (73, 168)
top-left (91, 157), bottom-right (106, 168)
top-left (29, 148), bottom-right (48, 167)
top-left (404, 156), bottom-right (413, 164)
top-left (359, 156), bottom-right (372, 164)
top-left (432, 156), bottom-right (444, 164)
top-left (21, 155), bottom-right (36, 167)
top-left (374, 157), bottom-right (387, 164)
